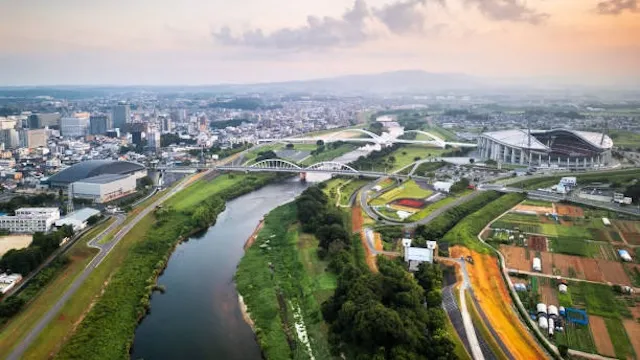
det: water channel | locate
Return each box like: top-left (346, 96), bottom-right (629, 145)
top-left (131, 145), bottom-right (376, 359)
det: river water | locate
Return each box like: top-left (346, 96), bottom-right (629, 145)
top-left (130, 178), bottom-right (309, 360)
top-left (130, 145), bottom-right (377, 359)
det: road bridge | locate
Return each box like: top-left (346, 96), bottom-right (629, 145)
top-left (257, 128), bottom-right (477, 149)
top-left (216, 159), bottom-right (423, 180)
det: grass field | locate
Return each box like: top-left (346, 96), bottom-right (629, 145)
top-left (236, 204), bottom-right (335, 360)
top-left (566, 281), bottom-right (631, 319)
top-left (370, 180), bottom-right (432, 206)
top-left (609, 130), bottom-right (640, 149)
top-left (406, 195), bottom-right (458, 222)
top-left (0, 219), bottom-right (115, 354)
top-left (338, 180), bottom-right (369, 207)
top-left (18, 214), bottom-right (156, 359)
top-left (382, 145), bottom-right (447, 172)
top-left (300, 143), bottom-right (357, 165)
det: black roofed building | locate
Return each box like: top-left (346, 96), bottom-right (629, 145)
top-left (46, 160), bottom-right (147, 188)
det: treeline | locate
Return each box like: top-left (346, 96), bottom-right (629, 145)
top-left (0, 193), bottom-right (57, 214)
top-left (0, 226), bottom-right (73, 275)
top-left (55, 175), bottom-right (277, 359)
top-left (295, 187), bottom-right (455, 359)
top-left (414, 191), bottom-right (502, 242)
top-left (209, 118), bottom-right (253, 129)
top-left (0, 257), bottom-right (69, 324)
top-left (351, 144), bottom-right (401, 169)
top-left (443, 193), bottom-right (525, 253)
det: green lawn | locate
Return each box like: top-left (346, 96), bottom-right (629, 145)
top-left (338, 180), bottom-right (370, 207)
top-left (370, 180), bottom-right (433, 206)
top-left (609, 130), bottom-right (640, 149)
top-left (383, 146), bottom-right (448, 172)
top-left (406, 195), bottom-right (458, 222)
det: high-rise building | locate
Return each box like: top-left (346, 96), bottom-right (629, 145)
top-left (147, 127), bottom-right (161, 150)
top-left (0, 129), bottom-right (19, 148)
top-left (89, 115), bottom-right (111, 135)
top-left (28, 113), bottom-right (61, 129)
top-left (159, 116), bottom-right (172, 133)
top-left (112, 103), bottom-right (130, 130)
top-left (19, 129), bottom-right (48, 148)
top-left (60, 114), bottom-right (89, 138)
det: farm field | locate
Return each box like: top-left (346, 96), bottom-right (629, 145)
top-left (501, 245), bottom-right (633, 285)
top-left (589, 315), bottom-right (615, 357)
top-left (624, 320), bottom-right (640, 359)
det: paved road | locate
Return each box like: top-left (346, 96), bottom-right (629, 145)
top-left (6, 176), bottom-right (194, 360)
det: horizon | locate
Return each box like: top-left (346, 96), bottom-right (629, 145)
top-left (1, 0), bottom-right (639, 87)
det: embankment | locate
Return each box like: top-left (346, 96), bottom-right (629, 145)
top-left (53, 174), bottom-right (278, 360)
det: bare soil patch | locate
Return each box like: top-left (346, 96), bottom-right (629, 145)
top-left (500, 245), bottom-right (530, 271)
top-left (552, 254), bottom-right (586, 279)
top-left (556, 204), bottom-right (584, 217)
top-left (0, 234), bottom-right (32, 257)
top-left (541, 251), bottom-right (554, 275)
top-left (528, 235), bottom-right (547, 251)
top-left (581, 258), bottom-right (605, 282)
top-left (623, 232), bottom-right (640, 245)
top-left (623, 319), bottom-right (640, 360)
top-left (514, 204), bottom-right (553, 214)
top-left (589, 315), bottom-right (615, 357)
top-left (596, 259), bottom-right (632, 285)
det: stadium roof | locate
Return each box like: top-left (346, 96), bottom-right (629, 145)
top-left (47, 160), bottom-right (144, 186)
top-left (482, 129), bottom-right (548, 151)
top-left (75, 174), bottom-right (130, 184)
top-left (483, 129), bottom-right (613, 151)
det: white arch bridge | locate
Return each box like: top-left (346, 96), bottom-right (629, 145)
top-left (216, 159), bottom-right (418, 179)
top-left (257, 128), bottom-right (476, 149)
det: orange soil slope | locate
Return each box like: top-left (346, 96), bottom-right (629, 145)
top-left (451, 246), bottom-right (547, 360)
top-left (352, 203), bottom-right (378, 273)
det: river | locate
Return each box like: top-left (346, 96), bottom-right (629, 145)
top-left (130, 144), bottom-right (378, 359)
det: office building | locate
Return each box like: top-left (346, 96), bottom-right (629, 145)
top-left (0, 207), bottom-right (61, 233)
top-left (0, 129), bottom-right (19, 149)
top-left (28, 113), bottom-right (61, 129)
top-left (112, 103), bottom-right (131, 129)
top-left (71, 174), bottom-right (137, 203)
top-left (147, 128), bottom-right (161, 150)
top-left (19, 129), bottom-right (48, 149)
top-left (90, 115), bottom-right (111, 135)
top-left (60, 114), bottom-right (89, 138)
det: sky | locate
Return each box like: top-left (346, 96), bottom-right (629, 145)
top-left (0, 0), bottom-right (639, 86)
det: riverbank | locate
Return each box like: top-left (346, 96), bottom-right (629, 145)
top-left (51, 173), bottom-right (279, 359)
top-left (243, 219), bottom-right (264, 250)
top-left (236, 202), bottom-right (336, 360)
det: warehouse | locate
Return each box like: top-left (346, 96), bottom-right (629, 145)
top-left (45, 160), bottom-right (146, 189)
top-left (71, 174), bottom-right (137, 203)
top-left (0, 207), bottom-right (60, 233)
top-left (55, 208), bottom-right (101, 231)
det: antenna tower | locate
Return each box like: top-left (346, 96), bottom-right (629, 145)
top-left (600, 118), bottom-right (608, 146)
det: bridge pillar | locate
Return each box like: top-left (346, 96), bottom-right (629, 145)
top-left (299, 172), bottom-right (307, 182)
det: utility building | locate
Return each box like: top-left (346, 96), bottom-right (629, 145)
top-left (0, 207), bottom-right (60, 233)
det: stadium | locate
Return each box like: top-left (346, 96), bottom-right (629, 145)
top-left (45, 160), bottom-right (147, 188)
top-left (477, 129), bottom-right (613, 169)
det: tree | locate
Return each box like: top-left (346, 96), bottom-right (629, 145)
top-left (285, 143), bottom-right (294, 149)
top-left (469, 158), bottom-right (475, 164)
top-left (316, 139), bottom-right (325, 146)
top-left (558, 344), bottom-right (569, 358)
top-left (450, 178), bottom-right (470, 194)
top-left (255, 150), bottom-right (278, 162)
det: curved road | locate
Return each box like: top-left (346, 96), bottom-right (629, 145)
top-left (7, 176), bottom-right (195, 360)
top-left (359, 179), bottom-right (482, 227)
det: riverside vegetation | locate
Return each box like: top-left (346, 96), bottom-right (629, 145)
top-left (54, 173), bottom-right (277, 359)
top-left (237, 186), bottom-right (456, 359)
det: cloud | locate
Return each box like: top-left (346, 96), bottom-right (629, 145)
top-left (595, 0), bottom-right (639, 15)
top-left (212, 0), bottom-right (434, 50)
top-left (463, 0), bottom-right (549, 24)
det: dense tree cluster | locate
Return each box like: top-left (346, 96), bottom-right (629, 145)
top-left (255, 150), bottom-right (278, 162)
top-left (450, 178), bottom-right (470, 194)
top-left (322, 256), bottom-right (455, 359)
top-left (351, 144), bottom-right (401, 169)
top-left (160, 133), bottom-right (196, 147)
top-left (209, 118), bottom-right (253, 129)
top-left (296, 186), bottom-right (455, 359)
top-left (0, 225), bottom-right (73, 275)
top-left (414, 191), bottom-right (502, 243)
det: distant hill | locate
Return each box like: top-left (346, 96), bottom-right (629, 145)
top-left (238, 70), bottom-right (486, 94)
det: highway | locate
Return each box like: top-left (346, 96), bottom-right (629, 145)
top-left (6, 176), bottom-right (194, 360)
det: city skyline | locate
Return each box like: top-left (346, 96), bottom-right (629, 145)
top-left (1, 0), bottom-right (639, 86)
